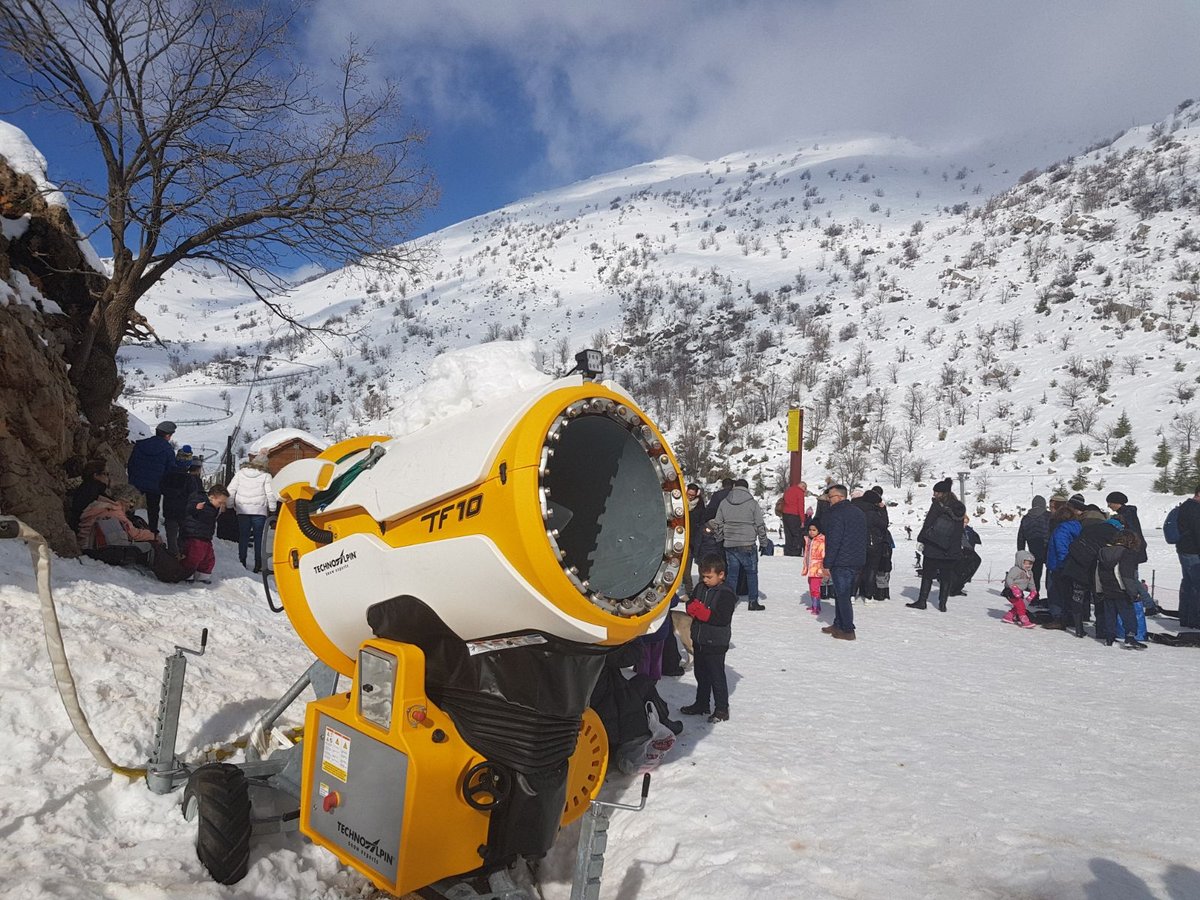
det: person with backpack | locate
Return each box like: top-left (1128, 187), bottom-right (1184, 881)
top-left (908, 479), bottom-right (966, 612)
top-left (1169, 484), bottom-right (1200, 629)
top-left (1017, 495), bottom-right (1051, 593)
top-left (1061, 504), bottom-right (1119, 638)
top-left (1096, 529), bottom-right (1148, 649)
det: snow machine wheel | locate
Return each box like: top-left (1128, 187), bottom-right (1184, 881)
top-left (182, 763), bottom-right (251, 885)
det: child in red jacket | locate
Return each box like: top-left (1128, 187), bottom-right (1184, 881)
top-left (680, 555), bottom-right (738, 723)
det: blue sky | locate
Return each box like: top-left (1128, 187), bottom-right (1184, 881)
top-left (4, 0), bottom-right (1200, 259)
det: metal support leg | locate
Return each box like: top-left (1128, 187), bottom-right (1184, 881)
top-left (570, 805), bottom-right (611, 900)
top-left (146, 629), bottom-right (208, 794)
top-left (569, 774), bottom-right (650, 900)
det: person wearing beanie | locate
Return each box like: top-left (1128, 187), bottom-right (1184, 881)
top-left (850, 489), bottom-right (889, 601)
top-left (1105, 490), bottom-right (1148, 579)
top-left (910, 482), bottom-right (966, 612)
top-left (1017, 495), bottom-right (1051, 593)
top-left (1068, 497), bottom-right (1088, 513)
top-left (126, 420), bottom-right (179, 534)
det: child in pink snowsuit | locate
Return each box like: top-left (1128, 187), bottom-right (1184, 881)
top-left (802, 524), bottom-right (826, 614)
top-left (1003, 550), bottom-right (1038, 628)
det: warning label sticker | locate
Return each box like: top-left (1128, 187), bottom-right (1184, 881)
top-left (322, 726), bottom-right (351, 782)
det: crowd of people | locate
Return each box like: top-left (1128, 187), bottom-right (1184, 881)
top-left (651, 475), bottom-right (1200, 721)
top-left (66, 420), bottom-right (278, 583)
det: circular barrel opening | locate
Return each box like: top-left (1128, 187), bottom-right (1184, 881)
top-left (542, 414), bottom-right (667, 600)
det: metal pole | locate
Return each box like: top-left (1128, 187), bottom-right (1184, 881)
top-left (957, 471), bottom-right (968, 500)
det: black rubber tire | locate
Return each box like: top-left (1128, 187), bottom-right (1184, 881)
top-left (183, 763), bottom-right (251, 885)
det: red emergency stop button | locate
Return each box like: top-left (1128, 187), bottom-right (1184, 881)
top-left (323, 791), bottom-right (340, 813)
top-left (412, 708), bottom-right (426, 723)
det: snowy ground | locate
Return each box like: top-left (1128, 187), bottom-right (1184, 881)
top-left (0, 526), bottom-right (1196, 900)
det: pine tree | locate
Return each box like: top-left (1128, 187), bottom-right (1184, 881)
top-left (1071, 467), bottom-right (1090, 491)
top-left (1153, 437), bottom-right (1172, 468)
top-left (1170, 454), bottom-right (1196, 494)
top-left (1112, 438), bottom-right (1138, 466)
top-left (1113, 411), bottom-right (1132, 438)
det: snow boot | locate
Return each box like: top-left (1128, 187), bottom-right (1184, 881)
top-left (820, 625), bottom-right (836, 633)
top-left (905, 600), bottom-right (928, 610)
top-left (680, 703), bottom-right (710, 716)
top-left (1123, 637), bottom-right (1148, 650)
top-left (707, 709), bottom-right (729, 723)
top-left (830, 627), bottom-right (857, 641)
top-left (1002, 611), bottom-right (1016, 625)
top-left (1018, 616), bottom-right (1036, 629)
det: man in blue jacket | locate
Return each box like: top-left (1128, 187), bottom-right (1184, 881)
top-left (126, 420), bottom-right (177, 534)
top-left (820, 484), bottom-right (867, 641)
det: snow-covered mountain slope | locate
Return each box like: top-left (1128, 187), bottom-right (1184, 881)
top-left (120, 102), bottom-right (1200, 531)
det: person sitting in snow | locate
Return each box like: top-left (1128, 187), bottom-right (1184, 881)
top-left (77, 483), bottom-right (161, 566)
top-left (180, 485), bottom-right (229, 584)
top-left (680, 554), bottom-right (737, 724)
top-left (1002, 550), bottom-right (1039, 629)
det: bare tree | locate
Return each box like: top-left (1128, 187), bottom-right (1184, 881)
top-left (1, 0), bottom-right (434, 416)
top-left (905, 383), bottom-right (931, 425)
top-left (1172, 410), bottom-right (1199, 454)
top-left (1059, 377), bottom-right (1087, 409)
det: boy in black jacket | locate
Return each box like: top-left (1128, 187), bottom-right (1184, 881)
top-left (680, 554), bottom-right (737, 723)
top-left (181, 486), bottom-right (229, 583)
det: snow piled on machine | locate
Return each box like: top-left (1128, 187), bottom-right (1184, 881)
top-left (0, 341), bottom-right (1198, 898)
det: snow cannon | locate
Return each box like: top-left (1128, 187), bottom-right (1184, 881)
top-left (268, 368), bottom-right (687, 896)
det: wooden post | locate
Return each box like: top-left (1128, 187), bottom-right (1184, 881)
top-left (787, 409), bottom-right (804, 487)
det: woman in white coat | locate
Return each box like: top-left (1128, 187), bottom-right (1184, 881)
top-left (226, 454), bottom-right (278, 573)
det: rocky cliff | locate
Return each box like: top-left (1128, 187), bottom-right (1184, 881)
top-left (1, 134), bottom-right (124, 554)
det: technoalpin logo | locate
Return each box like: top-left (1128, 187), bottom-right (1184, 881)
top-left (314, 548), bottom-right (358, 574)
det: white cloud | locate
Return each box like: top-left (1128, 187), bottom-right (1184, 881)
top-left (305, 0), bottom-right (1200, 178)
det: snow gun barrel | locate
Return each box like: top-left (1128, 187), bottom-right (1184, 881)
top-left (270, 375), bottom-right (687, 677)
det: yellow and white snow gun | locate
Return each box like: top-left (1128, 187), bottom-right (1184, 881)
top-left (261, 362), bottom-right (686, 896)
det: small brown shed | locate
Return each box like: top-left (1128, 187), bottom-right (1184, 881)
top-left (249, 428), bottom-right (328, 477)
